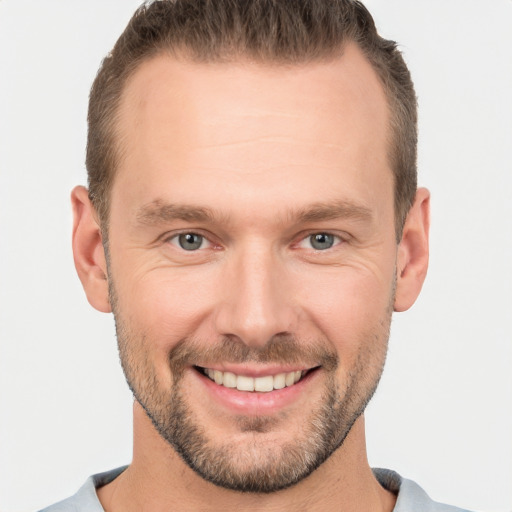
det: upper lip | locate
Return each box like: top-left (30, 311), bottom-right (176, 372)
top-left (195, 363), bottom-right (318, 377)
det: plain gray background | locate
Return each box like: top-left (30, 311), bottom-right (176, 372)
top-left (0, 1), bottom-right (511, 511)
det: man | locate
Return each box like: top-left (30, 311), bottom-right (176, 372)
top-left (40, 0), bottom-right (471, 510)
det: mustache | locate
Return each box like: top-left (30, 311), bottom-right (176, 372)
top-left (168, 334), bottom-right (338, 377)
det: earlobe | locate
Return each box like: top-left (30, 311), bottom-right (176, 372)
top-left (71, 185), bottom-right (112, 313)
top-left (394, 187), bottom-right (430, 312)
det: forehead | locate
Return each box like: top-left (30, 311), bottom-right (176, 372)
top-left (112, 43), bottom-right (392, 222)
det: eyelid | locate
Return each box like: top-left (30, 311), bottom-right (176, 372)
top-left (295, 231), bottom-right (346, 250)
top-left (158, 229), bottom-right (347, 251)
top-left (162, 230), bottom-right (217, 250)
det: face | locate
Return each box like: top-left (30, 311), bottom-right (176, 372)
top-left (106, 44), bottom-right (398, 492)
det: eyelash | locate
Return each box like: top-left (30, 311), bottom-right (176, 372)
top-left (166, 232), bottom-right (214, 251)
top-left (297, 232), bottom-right (343, 251)
top-left (164, 231), bottom-right (345, 252)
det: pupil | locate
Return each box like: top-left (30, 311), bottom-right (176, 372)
top-left (179, 233), bottom-right (202, 250)
top-left (311, 233), bottom-right (334, 250)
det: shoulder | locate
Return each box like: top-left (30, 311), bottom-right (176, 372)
top-left (38, 466), bottom-right (128, 512)
top-left (373, 468), bottom-right (475, 512)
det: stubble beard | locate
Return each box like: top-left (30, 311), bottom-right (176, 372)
top-left (110, 281), bottom-right (394, 494)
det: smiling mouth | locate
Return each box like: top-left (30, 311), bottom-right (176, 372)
top-left (196, 366), bottom-right (316, 392)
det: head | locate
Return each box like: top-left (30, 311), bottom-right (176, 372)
top-left (73, 0), bottom-right (429, 495)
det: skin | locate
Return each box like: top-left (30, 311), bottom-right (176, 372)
top-left (72, 42), bottom-right (430, 511)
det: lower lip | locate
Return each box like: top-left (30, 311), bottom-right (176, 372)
top-left (195, 368), bottom-right (320, 415)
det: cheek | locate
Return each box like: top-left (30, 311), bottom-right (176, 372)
top-left (115, 267), bottom-right (220, 345)
top-left (294, 265), bottom-right (394, 349)
top-left (300, 270), bottom-right (393, 393)
top-left (112, 268), bottom-right (221, 391)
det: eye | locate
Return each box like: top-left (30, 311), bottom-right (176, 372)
top-left (170, 233), bottom-right (210, 251)
top-left (299, 232), bottom-right (340, 251)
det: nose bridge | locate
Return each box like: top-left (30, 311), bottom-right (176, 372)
top-left (215, 241), bottom-right (295, 347)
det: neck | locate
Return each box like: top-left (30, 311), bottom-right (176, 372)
top-left (98, 402), bottom-right (396, 512)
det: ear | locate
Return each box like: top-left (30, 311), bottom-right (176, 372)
top-left (71, 185), bottom-right (111, 313)
top-left (394, 187), bottom-right (430, 312)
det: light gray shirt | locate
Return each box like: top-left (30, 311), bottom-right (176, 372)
top-left (39, 467), bottom-right (473, 511)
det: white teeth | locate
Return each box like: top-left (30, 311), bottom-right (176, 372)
top-left (236, 375), bottom-right (255, 392)
top-left (285, 372), bottom-right (296, 387)
top-left (203, 368), bottom-right (305, 391)
top-left (223, 371), bottom-right (237, 388)
top-left (273, 373), bottom-right (286, 390)
top-left (254, 375), bottom-right (274, 393)
top-left (214, 370), bottom-right (223, 385)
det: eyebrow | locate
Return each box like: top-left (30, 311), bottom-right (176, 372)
top-left (136, 200), bottom-right (220, 225)
top-left (294, 200), bottom-right (373, 224)
top-left (135, 199), bottom-right (373, 226)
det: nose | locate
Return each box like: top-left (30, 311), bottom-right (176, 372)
top-left (214, 244), bottom-right (297, 348)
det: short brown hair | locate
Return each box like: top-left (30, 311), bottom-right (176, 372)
top-left (87, 0), bottom-right (417, 239)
